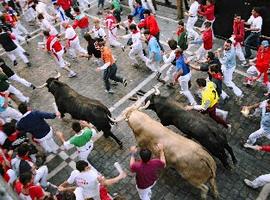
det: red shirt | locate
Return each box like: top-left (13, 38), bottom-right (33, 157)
top-left (233, 20), bottom-right (245, 44)
top-left (73, 14), bottom-right (89, 29)
top-left (261, 145), bottom-right (270, 152)
top-left (130, 159), bottom-right (165, 189)
top-left (138, 15), bottom-right (160, 36)
top-left (57, 0), bottom-right (72, 10)
top-left (46, 35), bottom-right (63, 52)
top-left (198, 4), bottom-right (215, 21)
top-left (29, 185), bottom-right (44, 199)
top-left (256, 46), bottom-right (270, 73)
top-left (202, 28), bottom-right (213, 50)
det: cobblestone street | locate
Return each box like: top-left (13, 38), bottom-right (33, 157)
top-left (1, 2), bottom-right (270, 199)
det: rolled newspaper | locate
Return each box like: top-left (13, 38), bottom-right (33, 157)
top-left (114, 162), bottom-right (123, 174)
top-left (241, 106), bottom-right (250, 117)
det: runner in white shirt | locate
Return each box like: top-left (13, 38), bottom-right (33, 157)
top-left (91, 18), bottom-right (107, 39)
top-left (119, 24), bottom-right (148, 67)
top-left (162, 39), bottom-right (178, 86)
top-left (53, 3), bottom-right (69, 33)
top-left (184, 0), bottom-right (199, 40)
top-left (63, 22), bottom-right (87, 59)
top-left (38, 13), bottom-right (58, 36)
top-left (244, 7), bottom-right (263, 59)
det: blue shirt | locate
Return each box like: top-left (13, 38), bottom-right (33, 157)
top-left (16, 111), bottom-right (56, 139)
top-left (260, 100), bottom-right (270, 134)
top-left (0, 96), bottom-right (6, 112)
top-left (220, 47), bottom-right (236, 69)
top-left (133, 6), bottom-right (145, 20)
top-left (176, 55), bottom-right (190, 76)
top-left (148, 36), bottom-right (162, 62)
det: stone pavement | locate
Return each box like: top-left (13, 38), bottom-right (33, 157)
top-left (1, 2), bottom-right (269, 200)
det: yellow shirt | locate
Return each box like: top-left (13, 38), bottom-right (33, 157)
top-left (201, 81), bottom-right (219, 109)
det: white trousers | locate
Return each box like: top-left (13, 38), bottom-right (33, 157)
top-left (34, 165), bottom-right (48, 187)
top-left (235, 42), bottom-right (245, 62)
top-left (257, 183), bottom-right (270, 200)
top-left (7, 85), bottom-right (29, 103)
top-left (141, 0), bottom-right (156, 14)
top-left (248, 174), bottom-right (270, 189)
top-left (23, 7), bottom-right (37, 22)
top-left (146, 60), bottom-right (161, 72)
top-left (165, 65), bottom-right (176, 82)
top-left (78, 0), bottom-right (91, 9)
top-left (178, 72), bottom-right (196, 105)
top-left (129, 47), bottom-right (148, 64)
top-left (34, 127), bottom-right (59, 153)
top-left (186, 16), bottom-right (199, 39)
top-left (221, 90), bottom-right (229, 100)
top-left (74, 186), bottom-right (101, 200)
top-left (247, 65), bottom-right (259, 76)
top-left (53, 49), bottom-right (68, 68)
top-left (78, 142), bottom-right (94, 161)
top-left (136, 183), bottom-right (155, 200)
top-left (0, 107), bottom-right (22, 122)
top-left (129, 0), bottom-right (134, 13)
top-left (247, 128), bottom-right (270, 145)
top-left (68, 38), bottom-right (87, 58)
top-left (195, 45), bottom-right (208, 61)
top-left (108, 28), bottom-right (123, 48)
top-left (6, 47), bottom-right (29, 64)
top-left (9, 74), bottom-right (32, 87)
top-left (221, 65), bottom-right (243, 97)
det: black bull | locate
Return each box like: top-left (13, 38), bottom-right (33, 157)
top-left (45, 78), bottom-right (122, 148)
top-left (145, 94), bottom-right (237, 169)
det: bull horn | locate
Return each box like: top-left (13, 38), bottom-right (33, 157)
top-left (139, 100), bottom-right (150, 110)
top-left (54, 71), bottom-right (61, 79)
top-left (154, 86), bottom-right (160, 95)
top-left (108, 115), bottom-right (126, 123)
top-left (36, 83), bottom-right (48, 89)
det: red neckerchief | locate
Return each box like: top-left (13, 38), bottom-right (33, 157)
top-left (132, 29), bottom-right (139, 34)
top-left (147, 35), bottom-right (152, 41)
top-left (176, 27), bottom-right (184, 36)
top-left (212, 73), bottom-right (223, 80)
top-left (20, 155), bottom-right (31, 162)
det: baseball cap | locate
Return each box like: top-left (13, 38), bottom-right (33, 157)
top-left (261, 40), bottom-right (269, 47)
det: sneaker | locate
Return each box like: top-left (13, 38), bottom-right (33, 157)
top-left (111, 81), bottom-right (118, 86)
top-left (244, 179), bottom-right (254, 188)
top-left (30, 84), bottom-right (36, 90)
top-left (24, 97), bottom-right (30, 103)
top-left (157, 78), bottom-right (166, 84)
top-left (156, 72), bottom-right (161, 79)
top-left (121, 46), bottom-right (125, 52)
top-left (240, 61), bottom-right (247, 66)
top-left (26, 62), bottom-right (32, 67)
top-left (68, 71), bottom-right (77, 78)
top-left (13, 60), bottom-right (18, 66)
top-left (166, 82), bottom-right (174, 89)
top-left (65, 62), bottom-right (71, 67)
top-left (24, 52), bottom-right (30, 57)
top-left (105, 89), bottom-right (115, 94)
top-left (26, 35), bottom-right (31, 39)
top-left (227, 124), bottom-right (232, 133)
top-left (131, 63), bottom-right (139, 68)
top-left (122, 79), bottom-right (127, 87)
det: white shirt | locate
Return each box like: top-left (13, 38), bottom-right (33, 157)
top-left (40, 19), bottom-right (58, 35)
top-left (188, 1), bottom-right (199, 17)
top-left (67, 169), bottom-right (100, 198)
top-left (0, 131), bottom-right (7, 145)
top-left (92, 27), bottom-right (106, 39)
top-left (163, 50), bottom-right (176, 64)
top-left (65, 26), bottom-right (77, 40)
top-left (247, 15), bottom-right (263, 33)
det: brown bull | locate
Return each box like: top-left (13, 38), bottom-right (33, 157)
top-left (112, 103), bottom-right (219, 199)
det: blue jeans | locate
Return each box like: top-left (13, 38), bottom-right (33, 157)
top-left (244, 32), bottom-right (260, 58)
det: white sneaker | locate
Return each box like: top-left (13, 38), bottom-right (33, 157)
top-left (24, 97), bottom-right (30, 103)
top-left (105, 89), bottom-right (115, 94)
top-left (227, 124), bottom-right (232, 133)
top-left (223, 111), bottom-right (228, 120)
top-left (244, 179), bottom-right (254, 188)
top-left (68, 71), bottom-right (77, 78)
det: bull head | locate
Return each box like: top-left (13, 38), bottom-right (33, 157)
top-left (36, 72), bottom-right (61, 94)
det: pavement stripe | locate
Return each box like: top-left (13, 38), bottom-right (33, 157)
top-left (48, 161), bottom-right (68, 180)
